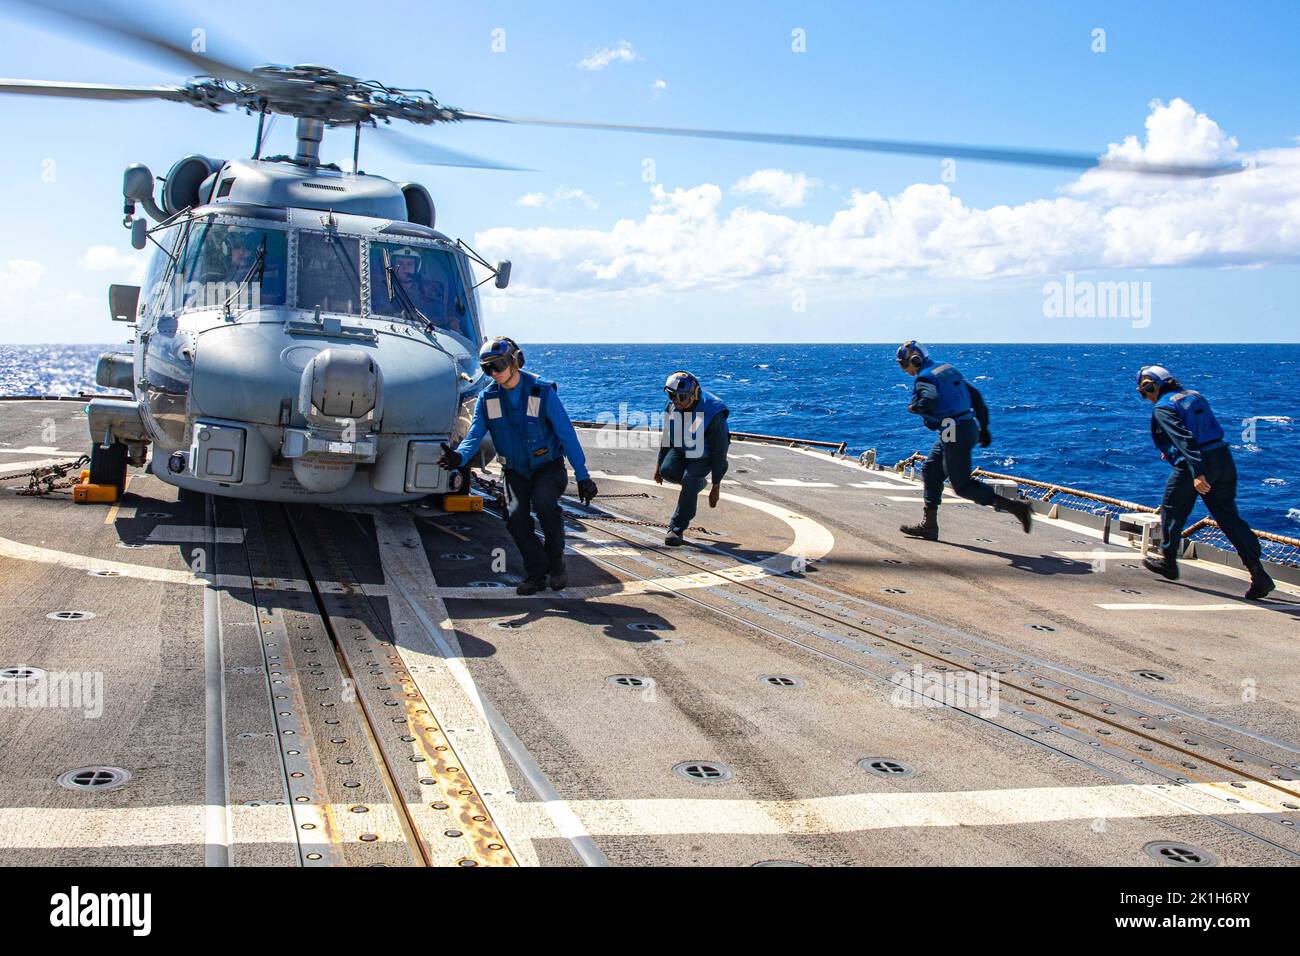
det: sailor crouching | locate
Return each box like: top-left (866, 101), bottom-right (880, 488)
top-left (439, 337), bottom-right (597, 595)
top-left (653, 371), bottom-right (730, 546)
top-left (895, 340), bottom-right (1032, 540)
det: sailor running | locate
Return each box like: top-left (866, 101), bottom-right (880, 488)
top-left (439, 337), bottom-right (597, 594)
top-left (654, 371), bottom-right (730, 546)
top-left (895, 340), bottom-right (1032, 540)
top-left (1136, 365), bottom-right (1274, 600)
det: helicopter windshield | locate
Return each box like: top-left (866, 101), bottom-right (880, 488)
top-left (297, 232), bottom-right (362, 316)
top-left (370, 241), bottom-right (475, 340)
top-left (174, 220), bottom-right (287, 312)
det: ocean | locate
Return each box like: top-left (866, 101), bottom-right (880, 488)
top-left (3, 342), bottom-right (1296, 536)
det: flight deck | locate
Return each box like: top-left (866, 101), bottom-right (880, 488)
top-left (2, 398), bottom-right (1298, 867)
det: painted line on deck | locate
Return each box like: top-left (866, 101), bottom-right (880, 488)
top-left (203, 495), bottom-right (232, 867)
top-left (368, 509), bottom-right (602, 866)
top-left (148, 524), bottom-right (245, 544)
top-left (0, 457), bottom-right (65, 474)
top-left (1097, 602), bottom-right (1269, 612)
top-left (0, 446), bottom-right (80, 456)
top-left (425, 473), bottom-right (836, 601)
top-left (0, 535), bottom-right (398, 597)
top-left (0, 778), bottom-right (1285, 847)
top-left (753, 478), bottom-right (838, 488)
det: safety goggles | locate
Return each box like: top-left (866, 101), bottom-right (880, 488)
top-left (481, 356), bottom-right (512, 375)
top-left (1137, 380), bottom-right (1158, 395)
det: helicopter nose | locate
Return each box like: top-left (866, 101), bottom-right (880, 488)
top-left (299, 348), bottom-right (383, 423)
top-left (289, 348), bottom-right (384, 494)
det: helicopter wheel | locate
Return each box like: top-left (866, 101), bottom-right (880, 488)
top-left (88, 440), bottom-right (129, 499)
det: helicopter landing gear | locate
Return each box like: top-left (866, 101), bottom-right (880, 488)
top-left (81, 439), bottom-right (129, 503)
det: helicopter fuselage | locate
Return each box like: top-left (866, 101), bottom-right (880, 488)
top-left (91, 156), bottom-right (495, 504)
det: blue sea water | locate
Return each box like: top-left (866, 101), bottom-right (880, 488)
top-left (3, 342), bottom-right (1297, 535)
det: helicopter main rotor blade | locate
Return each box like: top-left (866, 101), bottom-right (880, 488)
top-left (372, 124), bottom-right (531, 171)
top-left (3, 0), bottom-right (263, 86)
top-left (0, 78), bottom-right (190, 102)
top-left (453, 111), bottom-right (1247, 178)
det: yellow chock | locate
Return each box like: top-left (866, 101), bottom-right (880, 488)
top-left (73, 482), bottom-right (121, 504)
top-left (79, 469), bottom-right (90, 483)
top-left (443, 493), bottom-right (483, 513)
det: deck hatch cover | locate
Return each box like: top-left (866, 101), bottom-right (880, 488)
top-left (1143, 842), bottom-right (1217, 867)
top-left (859, 758), bottom-right (917, 778)
top-left (673, 761), bottom-right (734, 783)
top-left (58, 767), bottom-right (131, 791)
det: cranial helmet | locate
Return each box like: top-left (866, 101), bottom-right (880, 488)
top-left (896, 340), bottom-right (930, 369)
top-left (664, 370), bottom-right (700, 406)
top-left (479, 336), bottom-right (525, 368)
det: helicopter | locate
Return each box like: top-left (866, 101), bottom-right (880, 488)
top-left (0, 1), bottom-right (1249, 505)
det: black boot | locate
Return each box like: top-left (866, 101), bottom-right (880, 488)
top-left (664, 530), bottom-right (685, 547)
top-left (548, 567), bottom-right (568, 591)
top-left (1143, 555), bottom-right (1179, 581)
top-left (1244, 562), bottom-right (1275, 600)
top-left (900, 506), bottom-right (939, 541)
top-left (1001, 497), bottom-right (1033, 534)
top-left (516, 577), bottom-right (547, 596)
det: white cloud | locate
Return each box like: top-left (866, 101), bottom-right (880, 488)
top-left (477, 100), bottom-right (1300, 296)
top-left (79, 244), bottom-right (148, 281)
top-left (579, 40), bottom-right (638, 71)
top-left (515, 186), bottom-right (598, 210)
top-left (651, 78), bottom-right (668, 97)
top-left (733, 169), bottom-right (821, 208)
top-left (0, 258), bottom-right (46, 293)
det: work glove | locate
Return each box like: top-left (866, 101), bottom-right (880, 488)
top-left (438, 442), bottom-right (462, 470)
top-left (577, 478), bottom-right (598, 505)
top-left (978, 429), bottom-right (992, 448)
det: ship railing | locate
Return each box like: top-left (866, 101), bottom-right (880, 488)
top-left (968, 467), bottom-right (1300, 570)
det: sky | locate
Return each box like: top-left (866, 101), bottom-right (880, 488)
top-left (0, 0), bottom-right (1297, 345)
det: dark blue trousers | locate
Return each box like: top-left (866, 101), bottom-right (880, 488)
top-left (503, 460), bottom-right (568, 580)
top-left (1160, 446), bottom-right (1262, 565)
top-left (659, 448), bottom-right (713, 534)
top-left (920, 417), bottom-right (998, 509)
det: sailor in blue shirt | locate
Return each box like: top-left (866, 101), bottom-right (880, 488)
top-left (654, 371), bottom-right (730, 546)
top-left (1137, 365), bottom-right (1273, 600)
top-left (896, 340), bottom-right (1032, 540)
top-left (439, 337), bottom-right (597, 595)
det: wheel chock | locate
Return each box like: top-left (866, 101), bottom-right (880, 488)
top-left (442, 493), bottom-right (484, 512)
top-left (73, 482), bottom-right (121, 504)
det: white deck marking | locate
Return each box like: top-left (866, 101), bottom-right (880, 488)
top-left (753, 478), bottom-right (838, 488)
top-left (0, 777), bottom-right (1286, 847)
top-left (886, 495), bottom-right (923, 502)
top-left (0, 446), bottom-right (79, 456)
top-left (1097, 602), bottom-right (1266, 612)
top-left (849, 481), bottom-right (915, 489)
top-left (147, 524), bottom-right (245, 544)
top-left (0, 535), bottom-right (393, 596)
top-left (0, 457), bottom-right (65, 473)
top-left (368, 509), bottom-right (602, 867)
top-left (202, 496), bottom-right (232, 867)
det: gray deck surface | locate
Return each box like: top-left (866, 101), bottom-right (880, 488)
top-left (2, 399), bottom-right (1298, 867)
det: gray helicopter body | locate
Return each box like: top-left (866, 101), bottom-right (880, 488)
top-left (93, 152), bottom-right (495, 504)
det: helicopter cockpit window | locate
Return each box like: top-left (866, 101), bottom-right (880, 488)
top-left (370, 241), bottom-right (476, 340)
top-left (174, 221), bottom-right (287, 312)
top-left (297, 232), bottom-right (362, 316)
